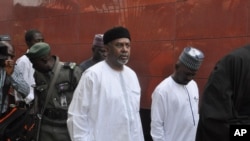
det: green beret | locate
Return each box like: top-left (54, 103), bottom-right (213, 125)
top-left (26, 42), bottom-right (50, 59)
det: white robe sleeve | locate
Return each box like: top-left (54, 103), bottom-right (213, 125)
top-left (67, 72), bottom-right (94, 141)
top-left (151, 90), bottom-right (166, 141)
top-left (14, 56), bottom-right (35, 104)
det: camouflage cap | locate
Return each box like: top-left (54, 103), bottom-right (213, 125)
top-left (26, 42), bottom-right (50, 59)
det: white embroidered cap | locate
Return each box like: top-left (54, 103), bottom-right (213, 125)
top-left (179, 47), bottom-right (204, 70)
top-left (92, 34), bottom-right (104, 47)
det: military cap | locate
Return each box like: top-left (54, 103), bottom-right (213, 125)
top-left (26, 42), bottom-right (50, 59)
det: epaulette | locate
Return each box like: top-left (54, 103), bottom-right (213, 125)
top-left (63, 62), bottom-right (77, 70)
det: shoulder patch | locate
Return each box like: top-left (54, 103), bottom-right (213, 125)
top-left (64, 62), bottom-right (76, 69)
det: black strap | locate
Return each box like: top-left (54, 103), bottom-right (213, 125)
top-left (64, 62), bottom-right (76, 91)
top-left (69, 65), bottom-right (75, 91)
top-left (35, 62), bottom-right (62, 141)
top-left (41, 62), bottom-right (62, 114)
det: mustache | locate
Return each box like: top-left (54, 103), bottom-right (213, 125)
top-left (120, 53), bottom-right (129, 56)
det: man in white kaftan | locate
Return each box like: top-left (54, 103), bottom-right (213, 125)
top-left (68, 61), bottom-right (144, 141)
top-left (67, 26), bottom-right (144, 141)
top-left (151, 47), bottom-right (204, 141)
top-left (151, 76), bottom-right (199, 141)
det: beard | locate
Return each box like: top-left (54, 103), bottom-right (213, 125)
top-left (117, 58), bottom-right (128, 65)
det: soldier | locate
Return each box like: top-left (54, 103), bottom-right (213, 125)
top-left (26, 42), bottom-right (82, 141)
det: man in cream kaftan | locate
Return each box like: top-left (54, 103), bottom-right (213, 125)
top-left (67, 26), bottom-right (144, 141)
top-left (151, 76), bottom-right (199, 141)
top-left (67, 61), bottom-right (144, 141)
top-left (151, 47), bottom-right (204, 141)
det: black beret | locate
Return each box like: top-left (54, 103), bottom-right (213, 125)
top-left (103, 26), bottom-right (131, 45)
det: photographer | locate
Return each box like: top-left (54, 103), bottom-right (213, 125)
top-left (0, 39), bottom-right (29, 115)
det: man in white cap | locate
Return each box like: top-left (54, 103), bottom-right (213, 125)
top-left (67, 26), bottom-right (145, 141)
top-left (151, 47), bottom-right (204, 141)
top-left (79, 34), bottom-right (107, 71)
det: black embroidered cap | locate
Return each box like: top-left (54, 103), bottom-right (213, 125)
top-left (103, 26), bottom-right (131, 45)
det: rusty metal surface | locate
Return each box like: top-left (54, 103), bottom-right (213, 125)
top-left (0, 0), bottom-right (250, 108)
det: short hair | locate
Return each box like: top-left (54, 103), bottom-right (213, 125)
top-left (25, 29), bottom-right (42, 42)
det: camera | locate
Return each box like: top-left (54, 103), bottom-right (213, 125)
top-left (0, 35), bottom-right (11, 66)
top-left (0, 45), bottom-right (8, 67)
top-left (0, 35), bottom-right (11, 41)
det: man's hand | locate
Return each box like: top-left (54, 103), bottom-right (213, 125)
top-left (4, 59), bottom-right (15, 75)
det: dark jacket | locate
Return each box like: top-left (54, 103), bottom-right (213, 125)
top-left (196, 44), bottom-right (250, 141)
